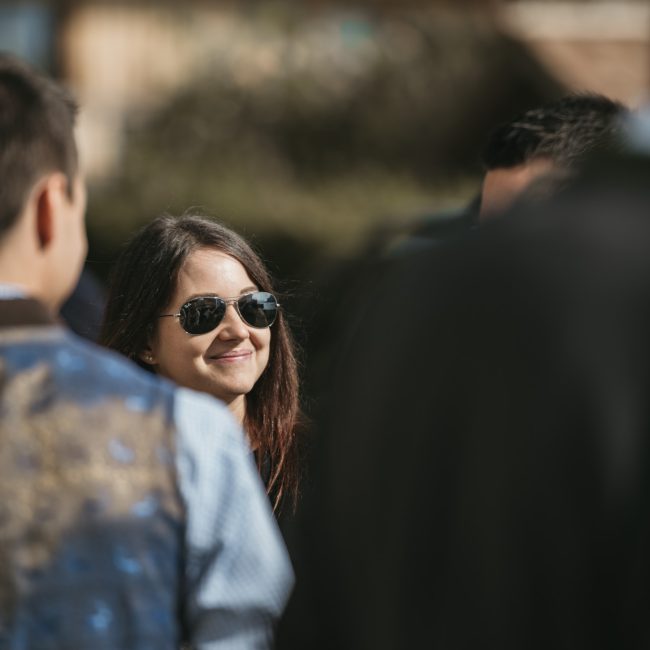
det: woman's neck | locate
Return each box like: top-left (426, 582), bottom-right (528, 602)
top-left (227, 396), bottom-right (257, 450)
top-left (227, 395), bottom-right (247, 427)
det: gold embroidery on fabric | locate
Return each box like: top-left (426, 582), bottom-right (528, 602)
top-left (0, 360), bottom-right (181, 598)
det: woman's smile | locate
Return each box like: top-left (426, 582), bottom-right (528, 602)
top-left (208, 349), bottom-right (254, 363)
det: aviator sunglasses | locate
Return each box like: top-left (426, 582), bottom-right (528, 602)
top-left (159, 291), bottom-right (279, 335)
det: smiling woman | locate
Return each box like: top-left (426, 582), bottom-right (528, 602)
top-left (100, 214), bottom-right (303, 512)
top-left (148, 249), bottom-right (273, 422)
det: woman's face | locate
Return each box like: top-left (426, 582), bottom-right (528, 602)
top-left (146, 248), bottom-right (272, 416)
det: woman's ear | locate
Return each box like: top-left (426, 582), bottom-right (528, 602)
top-left (138, 345), bottom-right (157, 366)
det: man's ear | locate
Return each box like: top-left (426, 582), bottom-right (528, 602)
top-left (35, 173), bottom-right (68, 250)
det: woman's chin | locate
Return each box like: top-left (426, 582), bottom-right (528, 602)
top-left (210, 386), bottom-right (253, 406)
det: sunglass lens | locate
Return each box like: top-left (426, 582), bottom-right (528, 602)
top-left (180, 298), bottom-right (225, 334)
top-left (239, 292), bottom-right (278, 328)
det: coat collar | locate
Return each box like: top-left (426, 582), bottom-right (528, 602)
top-left (0, 299), bottom-right (57, 328)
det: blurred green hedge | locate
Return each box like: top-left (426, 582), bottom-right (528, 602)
top-left (87, 7), bottom-right (562, 285)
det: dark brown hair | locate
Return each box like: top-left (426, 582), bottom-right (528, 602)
top-left (0, 54), bottom-right (78, 236)
top-left (101, 214), bottom-right (302, 511)
top-left (482, 93), bottom-right (627, 171)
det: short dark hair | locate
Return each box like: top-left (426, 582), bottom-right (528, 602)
top-left (482, 93), bottom-right (627, 171)
top-left (0, 53), bottom-right (78, 236)
top-left (101, 214), bottom-right (303, 511)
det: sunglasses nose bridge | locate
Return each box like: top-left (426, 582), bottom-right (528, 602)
top-left (230, 298), bottom-right (246, 321)
top-left (224, 298), bottom-right (241, 319)
top-left (218, 299), bottom-right (251, 334)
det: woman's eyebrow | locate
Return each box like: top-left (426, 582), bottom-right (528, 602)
top-left (182, 286), bottom-right (258, 301)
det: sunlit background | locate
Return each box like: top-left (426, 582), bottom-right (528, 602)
top-left (1, 0), bottom-right (648, 287)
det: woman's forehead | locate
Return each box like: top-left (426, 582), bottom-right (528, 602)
top-left (175, 248), bottom-right (256, 295)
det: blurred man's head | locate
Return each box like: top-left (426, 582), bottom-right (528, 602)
top-left (0, 54), bottom-right (87, 308)
top-left (479, 94), bottom-right (627, 219)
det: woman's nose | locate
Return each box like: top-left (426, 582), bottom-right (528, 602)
top-left (216, 303), bottom-right (249, 340)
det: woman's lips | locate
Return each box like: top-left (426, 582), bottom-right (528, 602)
top-left (209, 350), bottom-right (253, 363)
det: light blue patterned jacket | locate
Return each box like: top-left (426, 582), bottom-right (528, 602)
top-left (0, 299), bottom-right (293, 650)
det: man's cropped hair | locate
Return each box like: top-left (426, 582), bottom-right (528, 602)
top-left (482, 93), bottom-right (627, 171)
top-left (0, 53), bottom-right (78, 236)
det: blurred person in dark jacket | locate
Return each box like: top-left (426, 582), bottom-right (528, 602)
top-left (278, 142), bottom-right (650, 649)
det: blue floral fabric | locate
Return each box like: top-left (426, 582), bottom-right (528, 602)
top-left (0, 323), bottom-right (292, 649)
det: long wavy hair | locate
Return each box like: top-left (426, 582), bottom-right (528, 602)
top-left (101, 214), bottom-right (302, 511)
